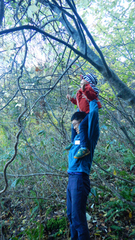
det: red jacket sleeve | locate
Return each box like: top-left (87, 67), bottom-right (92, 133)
top-left (76, 89), bottom-right (83, 102)
top-left (70, 97), bottom-right (77, 105)
top-left (70, 88), bottom-right (83, 105)
top-left (82, 84), bottom-right (97, 101)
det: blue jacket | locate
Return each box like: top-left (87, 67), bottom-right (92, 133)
top-left (67, 100), bottom-right (99, 175)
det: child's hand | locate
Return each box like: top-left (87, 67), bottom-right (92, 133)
top-left (66, 94), bottom-right (71, 100)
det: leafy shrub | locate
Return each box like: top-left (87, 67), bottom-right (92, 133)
top-left (47, 216), bottom-right (67, 231)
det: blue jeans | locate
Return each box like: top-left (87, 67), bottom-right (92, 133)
top-left (71, 114), bottom-right (88, 148)
top-left (67, 173), bottom-right (90, 240)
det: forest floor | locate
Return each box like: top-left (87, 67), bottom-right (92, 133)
top-left (1, 186), bottom-right (135, 240)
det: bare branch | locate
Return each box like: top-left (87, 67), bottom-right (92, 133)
top-left (0, 89), bottom-right (19, 111)
top-left (0, 25), bottom-right (100, 70)
top-left (65, 0), bottom-right (111, 75)
top-left (0, 0), bottom-right (4, 26)
top-left (0, 124), bottom-right (22, 194)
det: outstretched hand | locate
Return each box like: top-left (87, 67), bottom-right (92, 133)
top-left (66, 94), bottom-right (72, 101)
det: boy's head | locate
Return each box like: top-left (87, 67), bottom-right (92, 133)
top-left (71, 111), bottom-right (87, 134)
top-left (80, 73), bottom-right (97, 86)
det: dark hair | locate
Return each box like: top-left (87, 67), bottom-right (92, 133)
top-left (71, 111), bottom-right (87, 122)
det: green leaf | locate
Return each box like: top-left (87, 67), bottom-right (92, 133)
top-left (11, 178), bottom-right (21, 188)
top-left (129, 230), bottom-right (135, 236)
top-left (37, 130), bottom-right (46, 136)
top-left (111, 225), bottom-right (122, 231)
top-left (130, 164), bottom-right (135, 171)
top-left (30, 190), bottom-right (37, 197)
top-left (101, 125), bottom-right (107, 130)
top-left (30, 206), bottom-right (39, 217)
top-left (89, 188), bottom-right (98, 198)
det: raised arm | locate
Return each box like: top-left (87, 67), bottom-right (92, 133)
top-left (66, 94), bottom-right (77, 105)
top-left (88, 100), bottom-right (99, 145)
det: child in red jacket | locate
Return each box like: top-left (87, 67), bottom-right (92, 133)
top-left (66, 73), bottom-right (101, 159)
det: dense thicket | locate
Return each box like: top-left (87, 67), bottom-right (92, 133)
top-left (0, 0), bottom-right (135, 239)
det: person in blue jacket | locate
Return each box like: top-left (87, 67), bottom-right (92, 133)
top-left (67, 100), bottom-right (99, 240)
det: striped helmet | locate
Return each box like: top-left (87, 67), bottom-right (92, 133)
top-left (81, 73), bottom-right (97, 86)
top-left (80, 73), bottom-right (99, 96)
